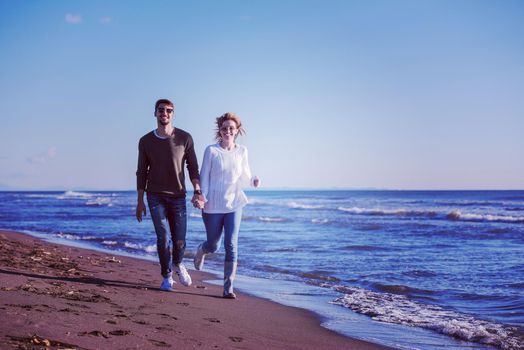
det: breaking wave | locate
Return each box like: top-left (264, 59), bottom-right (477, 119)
top-left (337, 206), bottom-right (438, 217)
top-left (337, 206), bottom-right (524, 224)
top-left (123, 241), bottom-right (156, 253)
top-left (287, 201), bottom-right (325, 209)
top-left (86, 197), bottom-right (113, 206)
top-left (446, 210), bottom-right (524, 223)
top-left (331, 286), bottom-right (524, 350)
top-left (57, 191), bottom-right (93, 199)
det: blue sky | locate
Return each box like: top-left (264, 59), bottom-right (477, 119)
top-left (1, 0), bottom-right (523, 190)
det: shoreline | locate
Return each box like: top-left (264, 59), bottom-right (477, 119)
top-left (0, 230), bottom-right (391, 350)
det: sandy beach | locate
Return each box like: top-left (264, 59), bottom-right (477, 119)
top-left (0, 230), bottom-right (390, 350)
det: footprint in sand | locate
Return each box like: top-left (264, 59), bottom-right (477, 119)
top-left (133, 320), bottom-right (149, 325)
top-left (78, 330), bottom-right (109, 338)
top-left (66, 302), bottom-right (91, 309)
top-left (148, 339), bottom-right (171, 347)
top-left (204, 317), bottom-right (221, 323)
top-left (158, 313), bottom-right (178, 320)
top-left (6, 304), bottom-right (33, 310)
top-left (109, 330), bottom-right (131, 336)
top-left (59, 307), bottom-right (80, 315)
top-left (229, 336), bottom-right (244, 342)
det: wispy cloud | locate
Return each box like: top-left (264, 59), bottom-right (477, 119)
top-left (100, 16), bottom-right (112, 24)
top-left (65, 13), bottom-right (83, 24)
top-left (27, 147), bottom-right (57, 164)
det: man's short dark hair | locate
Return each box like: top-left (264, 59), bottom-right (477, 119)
top-left (155, 99), bottom-right (174, 111)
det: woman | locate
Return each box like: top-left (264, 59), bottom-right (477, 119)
top-left (193, 112), bottom-right (260, 299)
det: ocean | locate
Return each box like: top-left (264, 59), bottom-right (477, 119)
top-left (0, 190), bottom-right (522, 349)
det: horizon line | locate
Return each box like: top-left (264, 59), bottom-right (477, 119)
top-left (1, 188), bottom-right (523, 192)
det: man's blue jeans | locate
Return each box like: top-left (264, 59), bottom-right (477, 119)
top-left (201, 209), bottom-right (242, 262)
top-left (147, 193), bottom-right (187, 278)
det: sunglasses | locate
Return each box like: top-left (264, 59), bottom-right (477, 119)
top-left (157, 107), bottom-right (174, 114)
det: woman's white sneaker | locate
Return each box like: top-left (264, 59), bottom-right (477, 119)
top-left (194, 243), bottom-right (206, 270)
top-left (175, 263), bottom-right (192, 286)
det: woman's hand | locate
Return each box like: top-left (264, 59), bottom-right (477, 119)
top-left (253, 176), bottom-right (261, 188)
top-left (191, 193), bottom-right (205, 209)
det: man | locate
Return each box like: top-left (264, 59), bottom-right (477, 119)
top-left (136, 98), bottom-right (203, 291)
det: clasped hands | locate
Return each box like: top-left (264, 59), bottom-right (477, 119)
top-left (191, 193), bottom-right (205, 209)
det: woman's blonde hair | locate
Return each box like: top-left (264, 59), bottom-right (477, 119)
top-left (215, 112), bottom-right (245, 142)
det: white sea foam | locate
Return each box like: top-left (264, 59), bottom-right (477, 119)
top-left (144, 244), bottom-right (156, 253)
top-left (247, 198), bottom-right (326, 210)
top-left (57, 190), bottom-right (93, 199)
top-left (337, 206), bottom-right (428, 216)
top-left (331, 286), bottom-right (523, 350)
top-left (86, 197), bottom-right (113, 206)
top-left (258, 216), bottom-right (286, 222)
top-left (189, 212), bottom-right (202, 218)
top-left (311, 218), bottom-right (329, 224)
top-left (337, 206), bottom-right (524, 224)
top-left (447, 210), bottom-right (524, 223)
top-left (288, 201), bottom-right (324, 209)
top-left (55, 232), bottom-right (81, 240)
top-left (55, 233), bottom-right (100, 241)
top-left (124, 242), bottom-right (141, 249)
top-left (247, 198), bottom-right (276, 206)
top-left (102, 240), bottom-right (117, 245)
top-left (123, 241), bottom-right (156, 254)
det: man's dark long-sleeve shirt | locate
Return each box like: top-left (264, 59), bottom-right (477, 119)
top-left (136, 128), bottom-right (199, 197)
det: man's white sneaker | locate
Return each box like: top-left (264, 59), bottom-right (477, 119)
top-left (160, 276), bottom-right (173, 291)
top-left (167, 274), bottom-right (175, 286)
top-left (194, 243), bottom-right (206, 270)
top-left (175, 263), bottom-right (192, 286)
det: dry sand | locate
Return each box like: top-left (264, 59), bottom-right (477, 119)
top-left (0, 230), bottom-right (391, 349)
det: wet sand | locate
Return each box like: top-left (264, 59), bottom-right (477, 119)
top-left (0, 230), bottom-right (391, 349)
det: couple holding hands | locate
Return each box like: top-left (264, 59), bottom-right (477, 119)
top-left (136, 99), bottom-right (260, 299)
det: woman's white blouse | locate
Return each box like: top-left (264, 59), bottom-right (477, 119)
top-left (200, 143), bottom-right (255, 213)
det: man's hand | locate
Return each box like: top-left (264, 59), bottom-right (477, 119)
top-left (191, 194), bottom-right (205, 209)
top-left (136, 202), bottom-right (147, 222)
